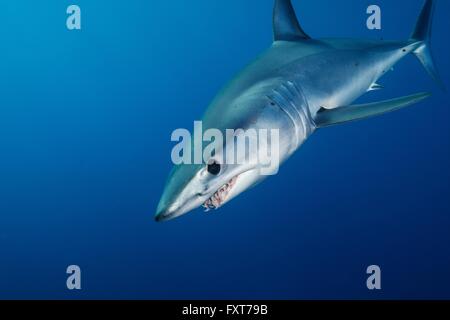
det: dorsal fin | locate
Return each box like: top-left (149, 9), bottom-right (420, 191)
top-left (273, 0), bottom-right (310, 41)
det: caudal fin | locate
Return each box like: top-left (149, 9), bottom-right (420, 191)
top-left (411, 0), bottom-right (445, 90)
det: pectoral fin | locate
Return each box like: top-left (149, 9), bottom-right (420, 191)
top-left (314, 92), bottom-right (431, 128)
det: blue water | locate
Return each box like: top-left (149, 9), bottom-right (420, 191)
top-left (0, 0), bottom-right (449, 299)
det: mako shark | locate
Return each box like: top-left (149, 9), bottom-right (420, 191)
top-left (155, 0), bottom-right (443, 222)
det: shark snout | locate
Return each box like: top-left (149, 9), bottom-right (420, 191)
top-left (155, 188), bottom-right (205, 222)
top-left (155, 206), bottom-right (178, 222)
top-left (155, 199), bottom-right (186, 222)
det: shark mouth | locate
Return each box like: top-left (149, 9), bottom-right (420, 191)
top-left (202, 176), bottom-right (238, 211)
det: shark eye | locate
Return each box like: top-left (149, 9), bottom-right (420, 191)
top-left (207, 161), bottom-right (221, 175)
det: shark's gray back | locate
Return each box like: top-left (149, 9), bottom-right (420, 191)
top-left (202, 38), bottom-right (408, 129)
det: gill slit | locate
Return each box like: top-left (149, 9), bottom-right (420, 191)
top-left (268, 79), bottom-right (314, 151)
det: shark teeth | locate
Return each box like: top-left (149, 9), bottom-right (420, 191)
top-left (203, 176), bottom-right (238, 211)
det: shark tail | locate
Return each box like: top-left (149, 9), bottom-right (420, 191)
top-left (410, 0), bottom-right (445, 90)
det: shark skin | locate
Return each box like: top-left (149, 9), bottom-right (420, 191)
top-left (155, 0), bottom-right (441, 222)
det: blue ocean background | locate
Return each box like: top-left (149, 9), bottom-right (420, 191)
top-left (0, 0), bottom-right (449, 299)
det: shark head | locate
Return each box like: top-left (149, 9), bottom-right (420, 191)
top-left (155, 152), bottom-right (269, 222)
top-left (155, 71), bottom-right (305, 223)
top-left (155, 83), bottom-right (292, 222)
